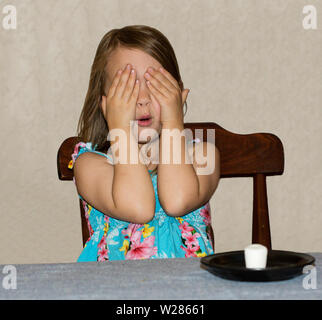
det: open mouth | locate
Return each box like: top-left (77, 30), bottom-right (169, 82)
top-left (137, 116), bottom-right (152, 127)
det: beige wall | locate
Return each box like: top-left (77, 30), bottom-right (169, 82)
top-left (0, 0), bottom-right (321, 264)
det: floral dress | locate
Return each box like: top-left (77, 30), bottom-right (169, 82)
top-left (69, 141), bottom-right (214, 262)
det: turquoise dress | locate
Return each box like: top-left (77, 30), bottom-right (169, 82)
top-left (69, 141), bottom-right (214, 262)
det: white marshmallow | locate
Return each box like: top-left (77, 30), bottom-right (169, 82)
top-left (244, 244), bottom-right (268, 269)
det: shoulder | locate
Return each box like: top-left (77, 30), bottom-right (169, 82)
top-left (73, 150), bottom-right (114, 202)
top-left (71, 141), bottom-right (113, 169)
top-left (73, 150), bottom-right (114, 185)
top-left (74, 151), bottom-right (113, 171)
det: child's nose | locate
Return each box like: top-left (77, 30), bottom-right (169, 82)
top-left (137, 82), bottom-right (151, 106)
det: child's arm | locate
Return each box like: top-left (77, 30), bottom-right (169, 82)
top-left (73, 132), bottom-right (156, 224)
top-left (74, 64), bottom-right (155, 224)
top-left (158, 121), bottom-right (220, 216)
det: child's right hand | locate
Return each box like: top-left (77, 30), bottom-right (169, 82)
top-left (101, 63), bottom-right (140, 130)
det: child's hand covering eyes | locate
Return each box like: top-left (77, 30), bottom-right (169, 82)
top-left (101, 63), bottom-right (139, 130)
top-left (144, 66), bottom-right (190, 126)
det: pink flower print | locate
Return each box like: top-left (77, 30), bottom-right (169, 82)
top-left (125, 230), bottom-right (158, 260)
top-left (187, 243), bottom-right (200, 252)
top-left (97, 247), bottom-right (108, 261)
top-left (200, 203), bottom-right (211, 226)
top-left (178, 221), bottom-right (194, 234)
top-left (70, 142), bottom-right (86, 169)
top-left (98, 235), bottom-right (106, 249)
top-left (183, 232), bottom-right (201, 248)
top-left (180, 245), bottom-right (199, 258)
top-left (121, 223), bottom-right (141, 238)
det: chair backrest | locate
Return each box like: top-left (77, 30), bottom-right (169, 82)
top-left (57, 122), bottom-right (284, 250)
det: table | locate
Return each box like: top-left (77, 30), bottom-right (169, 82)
top-left (0, 253), bottom-right (321, 300)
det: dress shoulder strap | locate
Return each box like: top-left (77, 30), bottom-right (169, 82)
top-left (68, 141), bottom-right (113, 170)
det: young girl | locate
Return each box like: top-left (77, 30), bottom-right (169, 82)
top-left (69, 25), bottom-right (220, 262)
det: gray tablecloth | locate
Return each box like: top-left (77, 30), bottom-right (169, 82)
top-left (0, 253), bottom-right (321, 300)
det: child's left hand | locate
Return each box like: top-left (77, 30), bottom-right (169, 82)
top-left (144, 66), bottom-right (190, 126)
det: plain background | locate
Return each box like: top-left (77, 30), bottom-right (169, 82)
top-left (0, 0), bottom-right (321, 264)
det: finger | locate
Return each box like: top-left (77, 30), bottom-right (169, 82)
top-left (145, 71), bottom-right (170, 97)
top-left (158, 67), bottom-right (181, 90)
top-left (146, 79), bottom-right (166, 100)
top-left (123, 68), bottom-right (137, 102)
top-left (129, 79), bottom-right (140, 104)
top-left (146, 67), bottom-right (175, 93)
top-left (115, 64), bottom-right (132, 98)
top-left (150, 91), bottom-right (161, 118)
top-left (107, 69), bottom-right (123, 98)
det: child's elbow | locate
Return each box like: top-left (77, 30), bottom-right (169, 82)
top-left (161, 198), bottom-right (188, 217)
top-left (132, 214), bottom-right (155, 225)
top-left (131, 204), bottom-right (155, 224)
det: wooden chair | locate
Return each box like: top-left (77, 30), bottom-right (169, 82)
top-left (57, 122), bottom-right (284, 250)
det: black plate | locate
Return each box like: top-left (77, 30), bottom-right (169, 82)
top-left (200, 250), bottom-right (315, 282)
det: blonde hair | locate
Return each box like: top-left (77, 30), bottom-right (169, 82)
top-left (76, 25), bottom-right (188, 177)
